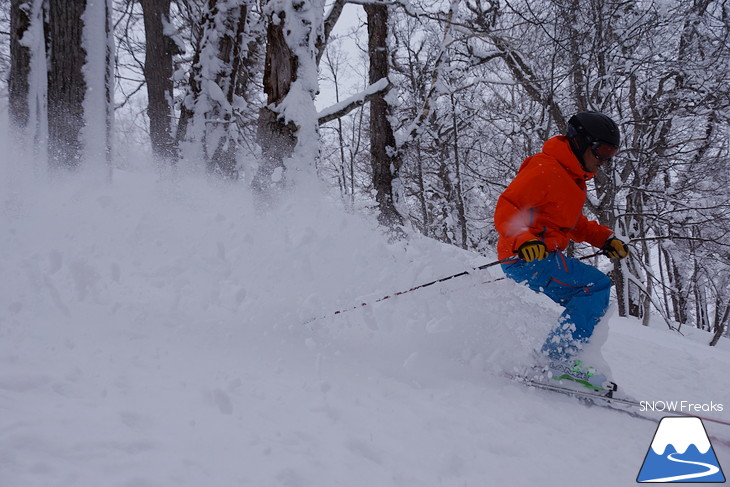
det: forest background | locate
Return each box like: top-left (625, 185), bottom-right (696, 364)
top-left (1, 0), bottom-right (729, 343)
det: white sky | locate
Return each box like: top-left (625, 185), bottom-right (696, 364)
top-left (315, 3), bottom-right (366, 111)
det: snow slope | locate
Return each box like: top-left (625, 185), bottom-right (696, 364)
top-left (2, 154), bottom-right (729, 485)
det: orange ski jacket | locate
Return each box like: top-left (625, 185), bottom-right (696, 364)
top-left (494, 136), bottom-right (613, 259)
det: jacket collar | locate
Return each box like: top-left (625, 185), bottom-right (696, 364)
top-left (542, 136), bottom-right (596, 181)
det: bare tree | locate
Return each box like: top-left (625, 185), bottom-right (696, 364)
top-left (140, 0), bottom-right (180, 164)
top-left (365, 3), bottom-right (403, 229)
top-left (177, 0), bottom-right (259, 179)
top-left (8, 0), bottom-right (31, 131)
top-left (47, 0), bottom-right (87, 168)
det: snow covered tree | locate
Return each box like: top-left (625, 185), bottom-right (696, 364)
top-left (176, 0), bottom-right (260, 179)
top-left (384, 2), bottom-right (470, 244)
top-left (0, 1), bottom-right (8, 81)
top-left (254, 0), bottom-right (323, 201)
top-left (7, 0), bottom-right (46, 160)
top-left (90, 0), bottom-right (115, 173)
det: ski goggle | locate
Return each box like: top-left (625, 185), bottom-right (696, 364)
top-left (591, 141), bottom-right (619, 162)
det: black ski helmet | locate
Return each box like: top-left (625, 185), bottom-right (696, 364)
top-left (566, 111), bottom-right (620, 166)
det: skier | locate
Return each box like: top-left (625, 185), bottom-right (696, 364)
top-left (494, 111), bottom-right (629, 392)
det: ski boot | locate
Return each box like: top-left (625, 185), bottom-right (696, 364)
top-left (541, 359), bottom-right (618, 396)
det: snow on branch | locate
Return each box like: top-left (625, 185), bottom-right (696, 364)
top-left (396, 0), bottom-right (457, 150)
top-left (317, 76), bottom-right (391, 125)
top-left (346, 0), bottom-right (419, 17)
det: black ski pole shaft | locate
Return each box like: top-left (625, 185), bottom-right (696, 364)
top-left (385, 256), bottom-right (515, 297)
top-left (304, 251), bottom-right (606, 326)
top-left (303, 257), bottom-right (513, 325)
top-left (579, 250), bottom-right (603, 260)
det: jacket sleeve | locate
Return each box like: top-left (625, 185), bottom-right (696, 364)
top-left (494, 161), bottom-right (548, 252)
top-left (568, 215), bottom-right (614, 248)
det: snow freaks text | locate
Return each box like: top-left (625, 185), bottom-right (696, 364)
top-left (640, 401), bottom-right (724, 413)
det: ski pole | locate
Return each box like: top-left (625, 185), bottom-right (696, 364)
top-left (304, 250), bottom-right (608, 326)
top-left (580, 250), bottom-right (603, 260)
top-left (303, 257), bottom-right (513, 325)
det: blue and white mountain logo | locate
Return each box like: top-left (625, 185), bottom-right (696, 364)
top-left (637, 416), bottom-right (725, 483)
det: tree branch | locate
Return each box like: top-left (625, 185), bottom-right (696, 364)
top-left (317, 77), bottom-right (391, 125)
top-left (397, 1), bottom-right (457, 150)
top-left (317, 0), bottom-right (348, 65)
top-left (630, 235), bottom-right (730, 248)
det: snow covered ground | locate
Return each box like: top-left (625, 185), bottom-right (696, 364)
top-left (2, 151), bottom-right (729, 486)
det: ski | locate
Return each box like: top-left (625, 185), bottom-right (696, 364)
top-left (507, 374), bottom-right (730, 429)
top-left (507, 373), bottom-right (654, 421)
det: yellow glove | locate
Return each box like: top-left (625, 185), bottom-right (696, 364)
top-left (518, 239), bottom-right (548, 262)
top-left (602, 236), bottom-right (629, 259)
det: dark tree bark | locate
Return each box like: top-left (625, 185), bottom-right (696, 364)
top-left (364, 4), bottom-right (403, 229)
top-left (102, 0), bottom-right (114, 173)
top-left (449, 94), bottom-right (468, 248)
top-left (9, 0), bottom-right (32, 131)
top-left (140, 0), bottom-right (178, 164)
top-left (709, 302), bottom-right (729, 346)
top-left (253, 6), bottom-right (297, 197)
top-left (47, 0), bottom-right (87, 169)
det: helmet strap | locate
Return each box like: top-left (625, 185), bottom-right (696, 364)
top-left (568, 134), bottom-right (590, 170)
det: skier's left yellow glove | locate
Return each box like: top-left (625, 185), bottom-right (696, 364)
top-left (602, 236), bottom-right (629, 259)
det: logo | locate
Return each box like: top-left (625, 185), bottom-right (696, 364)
top-left (637, 416), bottom-right (725, 483)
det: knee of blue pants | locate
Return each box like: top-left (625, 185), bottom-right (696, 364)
top-left (502, 256), bottom-right (613, 360)
top-left (570, 277), bottom-right (611, 336)
top-left (542, 272), bottom-right (612, 360)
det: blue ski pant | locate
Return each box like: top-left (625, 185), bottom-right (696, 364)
top-left (501, 252), bottom-right (612, 361)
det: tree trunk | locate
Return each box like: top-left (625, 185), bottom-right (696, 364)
top-left (365, 4), bottom-right (403, 229)
top-left (414, 144), bottom-right (429, 235)
top-left (450, 94), bottom-right (468, 248)
top-left (105, 0), bottom-right (114, 172)
top-left (47, 0), bottom-right (87, 169)
top-left (254, 6), bottom-right (297, 197)
top-left (709, 301), bottom-right (729, 346)
top-left (177, 0), bottom-right (255, 179)
top-left (255, 0), bottom-right (321, 200)
top-left (209, 1), bottom-right (250, 178)
top-left (663, 245), bottom-right (688, 325)
top-left (141, 0), bottom-right (177, 165)
top-left (9, 0), bottom-right (32, 131)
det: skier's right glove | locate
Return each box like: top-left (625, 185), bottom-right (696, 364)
top-left (518, 239), bottom-right (548, 262)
